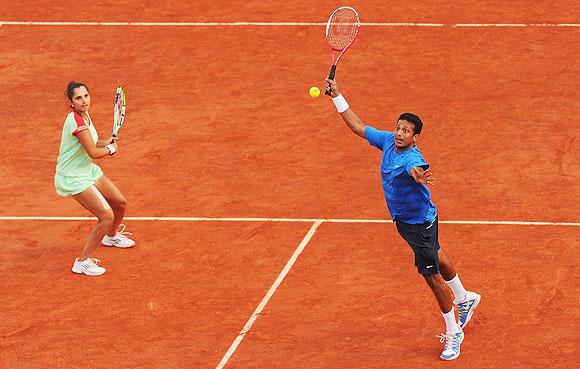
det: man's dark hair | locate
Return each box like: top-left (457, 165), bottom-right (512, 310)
top-left (398, 113), bottom-right (423, 135)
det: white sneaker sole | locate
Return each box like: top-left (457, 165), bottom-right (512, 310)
top-left (440, 351), bottom-right (461, 361)
top-left (102, 242), bottom-right (135, 248)
top-left (72, 266), bottom-right (106, 276)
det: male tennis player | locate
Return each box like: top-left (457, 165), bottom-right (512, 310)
top-left (325, 78), bottom-right (480, 360)
top-left (55, 82), bottom-right (135, 276)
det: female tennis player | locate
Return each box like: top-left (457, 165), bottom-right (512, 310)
top-left (55, 81), bottom-right (135, 276)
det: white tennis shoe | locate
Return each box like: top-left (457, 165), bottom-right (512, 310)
top-left (438, 331), bottom-right (464, 360)
top-left (102, 224), bottom-right (135, 248)
top-left (72, 258), bottom-right (106, 276)
top-left (456, 291), bottom-right (481, 329)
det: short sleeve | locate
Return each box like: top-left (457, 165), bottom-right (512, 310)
top-left (405, 153), bottom-right (429, 175)
top-left (365, 126), bottom-right (393, 151)
top-left (69, 112), bottom-right (88, 136)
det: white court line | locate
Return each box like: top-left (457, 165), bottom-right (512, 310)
top-left (0, 21), bottom-right (578, 27)
top-left (0, 216), bottom-right (578, 226)
top-left (215, 220), bottom-right (324, 369)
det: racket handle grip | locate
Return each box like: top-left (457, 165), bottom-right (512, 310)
top-left (325, 65), bottom-right (337, 96)
top-left (110, 134), bottom-right (116, 144)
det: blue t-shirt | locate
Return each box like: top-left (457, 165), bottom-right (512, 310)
top-left (365, 125), bottom-right (437, 224)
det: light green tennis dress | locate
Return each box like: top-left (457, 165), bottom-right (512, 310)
top-left (54, 111), bottom-right (103, 196)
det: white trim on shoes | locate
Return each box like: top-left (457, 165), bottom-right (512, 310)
top-left (72, 257), bottom-right (106, 276)
top-left (456, 291), bottom-right (481, 329)
top-left (102, 224), bottom-right (135, 248)
top-left (438, 331), bottom-right (464, 360)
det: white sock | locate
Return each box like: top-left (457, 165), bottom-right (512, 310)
top-left (445, 274), bottom-right (467, 303)
top-left (441, 308), bottom-right (461, 333)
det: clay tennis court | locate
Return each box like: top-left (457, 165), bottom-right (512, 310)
top-left (1, 1), bottom-right (579, 368)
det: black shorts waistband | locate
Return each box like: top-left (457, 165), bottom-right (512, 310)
top-left (395, 217), bottom-right (438, 227)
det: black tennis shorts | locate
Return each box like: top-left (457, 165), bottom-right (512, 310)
top-left (395, 217), bottom-right (440, 275)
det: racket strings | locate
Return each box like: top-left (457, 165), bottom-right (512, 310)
top-left (327, 9), bottom-right (359, 50)
top-left (113, 88), bottom-right (126, 130)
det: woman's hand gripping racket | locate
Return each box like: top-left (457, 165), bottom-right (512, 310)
top-left (110, 86), bottom-right (126, 143)
top-left (325, 6), bottom-right (360, 96)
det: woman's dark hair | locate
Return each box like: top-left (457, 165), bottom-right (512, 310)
top-left (398, 112), bottom-right (423, 134)
top-left (66, 81), bottom-right (89, 100)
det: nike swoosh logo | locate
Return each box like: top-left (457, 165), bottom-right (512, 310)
top-left (426, 265), bottom-right (434, 268)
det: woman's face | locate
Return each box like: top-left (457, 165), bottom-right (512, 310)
top-left (70, 86), bottom-right (90, 114)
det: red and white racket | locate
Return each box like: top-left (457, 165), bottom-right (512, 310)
top-left (324, 6), bottom-right (361, 95)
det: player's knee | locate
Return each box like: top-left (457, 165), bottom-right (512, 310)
top-left (423, 273), bottom-right (436, 285)
top-left (113, 196), bottom-right (127, 211)
top-left (423, 273), bottom-right (444, 290)
top-left (98, 209), bottom-right (115, 225)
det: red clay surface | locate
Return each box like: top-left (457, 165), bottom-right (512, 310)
top-left (0, 2), bottom-right (578, 368)
top-left (227, 223), bottom-right (579, 368)
top-left (1, 221), bottom-right (312, 368)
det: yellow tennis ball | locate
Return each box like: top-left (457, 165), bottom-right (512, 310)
top-left (309, 86), bottom-right (320, 98)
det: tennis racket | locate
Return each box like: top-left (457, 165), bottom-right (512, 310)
top-left (325, 6), bottom-right (361, 96)
top-left (111, 86), bottom-right (126, 142)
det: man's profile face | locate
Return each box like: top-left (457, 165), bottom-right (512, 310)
top-left (394, 119), bottom-right (418, 151)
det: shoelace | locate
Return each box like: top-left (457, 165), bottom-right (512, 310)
top-left (437, 333), bottom-right (461, 352)
top-left (115, 224), bottom-right (132, 239)
top-left (84, 258), bottom-right (101, 268)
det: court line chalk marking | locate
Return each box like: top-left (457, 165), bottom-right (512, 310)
top-left (0, 216), bottom-right (578, 226)
top-left (2, 214), bottom-right (577, 366)
top-left (0, 21), bottom-right (578, 27)
top-left (215, 220), bottom-right (324, 369)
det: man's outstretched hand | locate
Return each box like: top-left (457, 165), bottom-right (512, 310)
top-left (410, 167), bottom-right (435, 186)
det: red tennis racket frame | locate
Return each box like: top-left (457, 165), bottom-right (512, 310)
top-left (325, 7), bottom-right (360, 95)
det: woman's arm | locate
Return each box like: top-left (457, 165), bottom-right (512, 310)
top-left (96, 136), bottom-right (117, 147)
top-left (77, 130), bottom-right (117, 159)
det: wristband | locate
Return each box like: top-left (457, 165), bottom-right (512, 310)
top-left (105, 144), bottom-right (117, 155)
top-left (332, 94), bottom-right (350, 113)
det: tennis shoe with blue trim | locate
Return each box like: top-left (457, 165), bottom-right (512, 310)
top-left (456, 291), bottom-right (481, 329)
top-left (102, 224), bottom-right (135, 248)
top-left (438, 331), bottom-right (464, 360)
